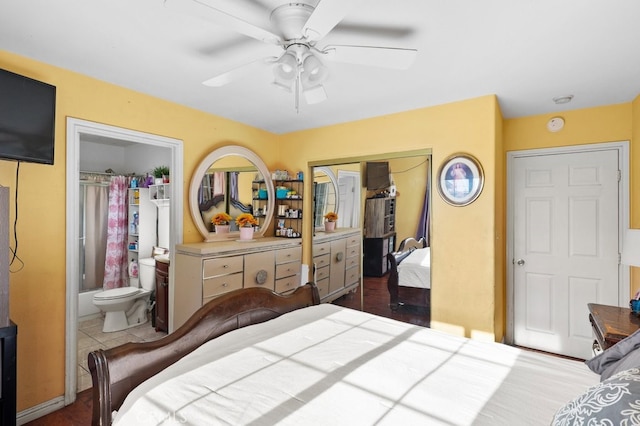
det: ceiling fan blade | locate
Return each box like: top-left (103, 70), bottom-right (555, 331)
top-left (302, 0), bottom-right (363, 42)
top-left (202, 56), bottom-right (277, 87)
top-left (322, 45), bottom-right (418, 70)
top-left (165, 0), bottom-right (282, 45)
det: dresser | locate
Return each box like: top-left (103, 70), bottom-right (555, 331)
top-left (173, 238), bottom-right (302, 329)
top-left (313, 228), bottom-right (361, 303)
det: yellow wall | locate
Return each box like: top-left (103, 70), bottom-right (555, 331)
top-left (0, 50), bottom-right (279, 411)
top-left (504, 104), bottom-right (632, 152)
top-left (281, 96), bottom-right (501, 339)
top-left (387, 156), bottom-right (429, 243)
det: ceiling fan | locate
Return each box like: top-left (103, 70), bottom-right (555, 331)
top-left (167, 0), bottom-right (418, 110)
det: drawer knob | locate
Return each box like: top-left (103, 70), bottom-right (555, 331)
top-left (256, 269), bottom-right (268, 285)
top-left (335, 252), bottom-right (344, 262)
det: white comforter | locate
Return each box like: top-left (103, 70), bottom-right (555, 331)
top-left (115, 304), bottom-right (597, 425)
top-left (398, 247), bottom-right (431, 289)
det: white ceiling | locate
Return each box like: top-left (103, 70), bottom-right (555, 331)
top-left (2, 0), bottom-right (640, 134)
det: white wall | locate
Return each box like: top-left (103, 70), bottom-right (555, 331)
top-left (79, 140), bottom-right (171, 176)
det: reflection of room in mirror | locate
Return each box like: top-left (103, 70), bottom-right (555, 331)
top-left (313, 166), bottom-right (339, 229)
top-left (188, 145), bottom-right (275, 242)
top-left (198, 168), bottom-right (257, 231)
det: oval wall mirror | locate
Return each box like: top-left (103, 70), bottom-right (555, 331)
top-left (313, 166), bottom-right (340, 231)
top-left (189, 145), bottom-right (275, 242)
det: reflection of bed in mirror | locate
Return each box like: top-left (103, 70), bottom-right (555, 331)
top-left (387, 237), bottom-right (430, 311)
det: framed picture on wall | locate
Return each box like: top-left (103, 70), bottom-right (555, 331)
top-left (437, 153), bottom-right (484, 206)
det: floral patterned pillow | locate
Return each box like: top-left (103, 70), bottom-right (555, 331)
top-left (552, 368), bottom-right (640, 425)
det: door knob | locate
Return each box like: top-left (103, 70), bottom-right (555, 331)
top-left (516, 259), bottom-right (525, 266)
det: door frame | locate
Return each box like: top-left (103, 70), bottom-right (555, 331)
top-left (64, 118), bottom-right (184, 405)
top-left (505, 141), bottom-right (629, 345)
top-left (336, 170), bottom-right (361, 229)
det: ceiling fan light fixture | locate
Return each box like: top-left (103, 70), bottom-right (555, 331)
top-left (274, 52), bottom-right (298, 80)
top-left (301, 54), bottom-right (328, 88)
top-left (303, 84), bottom-right (327, 105)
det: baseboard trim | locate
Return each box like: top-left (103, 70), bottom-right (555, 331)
top-left (17, 396), bottom-right (65, 425)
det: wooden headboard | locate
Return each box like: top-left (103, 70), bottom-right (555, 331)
top-left (88, 283), bottom-right (320, 425)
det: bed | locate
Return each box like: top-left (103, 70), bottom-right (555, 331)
top-left (87, 282), bottom-right (615, 426)
top-left (387, 237), bottom-right (430, 311)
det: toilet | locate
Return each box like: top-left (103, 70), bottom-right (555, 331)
top-left (93, 257), bottom-right (156, 332)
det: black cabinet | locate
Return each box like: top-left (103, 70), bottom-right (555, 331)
top-left (0, 322), bottom-right (16, 426)
top-left (363, 233), bottom-right (396, 277)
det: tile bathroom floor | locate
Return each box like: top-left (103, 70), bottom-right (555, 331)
top-left (77, 314), bottom-right (167, 392)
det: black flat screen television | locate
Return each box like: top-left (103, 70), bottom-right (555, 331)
top-left (0, 68), bottom-right (56, 165)
top-left (366, 161), bottom-right (390, 190)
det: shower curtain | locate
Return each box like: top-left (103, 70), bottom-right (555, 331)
top-left (103, 176), bottom-right (129, 290)
top-left (81, 183), bottom-right (109, 292)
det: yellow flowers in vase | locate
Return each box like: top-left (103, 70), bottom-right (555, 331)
top-left (324, 212), bottom-right (338, 222)
top-left (324, 212), bottom-right (338, 232)
top-left (235, 213), bottom-right (259, 228)
top-left (236, 213), bottom-right (259, 241)
top-left (211, 212), bottom-right (232, 226)
top-left (211, 212), bottom-right (232, 234)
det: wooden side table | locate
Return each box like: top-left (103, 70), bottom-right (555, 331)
top-left (588, 303), bottom-right (640, 351)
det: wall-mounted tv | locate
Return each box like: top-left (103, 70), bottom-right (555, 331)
top-left (0, 68), bottom-right (56, 165)
top-left (365, 161), bottom-right (390, 190)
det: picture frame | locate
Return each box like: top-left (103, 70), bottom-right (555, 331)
top-left (437, 153), bottom-right (484, 206)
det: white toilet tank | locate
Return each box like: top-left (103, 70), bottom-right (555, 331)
top-left (138, 257), bottom-right (156, 291)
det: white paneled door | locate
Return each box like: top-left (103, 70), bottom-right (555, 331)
top-left (513, 149), bottom-right (619, 359)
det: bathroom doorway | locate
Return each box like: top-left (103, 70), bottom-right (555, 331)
top-left (65, 118), bottom-right (183, 404)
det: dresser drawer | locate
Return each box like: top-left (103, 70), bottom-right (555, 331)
top-left (203, 272), bottom-right (243, 299)
top-left (345, 255), bottom-right (359, 270)
top-left (314, 253), bottom-right (330, 269)
top-left (275, 275), bottom-right (300, 294)
top-left (346, 244), bottom-right (360, 259)
top-left (313, 242), bottom-right (331, 257)
top-left (203, 256), bottom-right (243, 278)
top-left (316, 278), bottom-right (330, 298)
top-left (316, 265), bottom-right (329, 281)
top-left (345, 265), bottom-right (360, 286)
top-left (276, 247), bottom-right (301, 264)
top-left (346, 234), bottom-right (361, 247)
top-left (244, 251), bottom-right (274, 289)
top-left (276, 261), bottom-right (301, 279)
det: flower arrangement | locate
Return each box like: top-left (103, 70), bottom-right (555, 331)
top-left (324, 212), bottom-right (338, 222)
top-left (211, 212), bottom-right (232, 226)
top-left (236, 213), bottom-right (259, 228)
